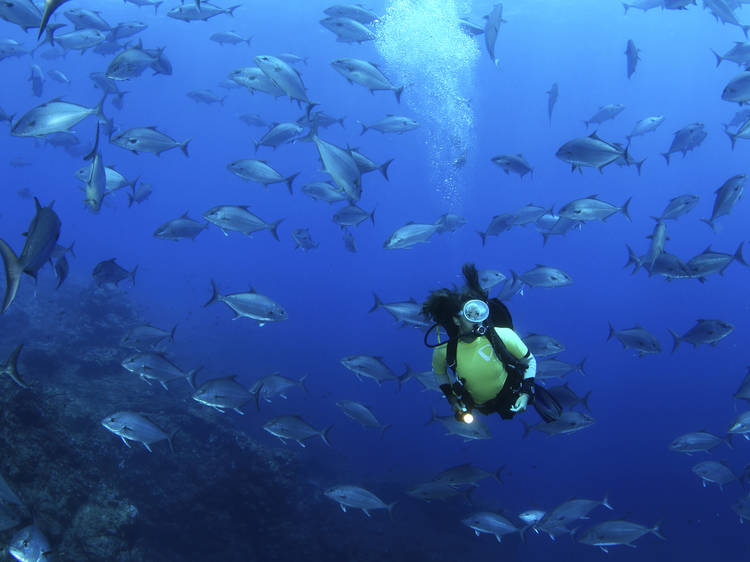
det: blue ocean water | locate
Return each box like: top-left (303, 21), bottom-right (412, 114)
top-left (1, 0), bottom-right (749, 560)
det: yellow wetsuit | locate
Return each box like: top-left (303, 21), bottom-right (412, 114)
top-left (432, 327), bottom-right (529, 405)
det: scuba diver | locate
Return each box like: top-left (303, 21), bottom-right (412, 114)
top-left (422, 263), bottom-right (560, 425)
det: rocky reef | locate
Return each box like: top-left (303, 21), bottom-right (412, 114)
top-left (0, 284), bottom-right (469, 562)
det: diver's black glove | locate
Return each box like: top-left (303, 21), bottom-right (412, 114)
top-left (439, 383), bottom-right (463, 419)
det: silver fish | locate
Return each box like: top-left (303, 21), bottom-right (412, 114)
top-left (607, 323), bottom-right (661, 356)
top-left (669, 431), bottom-right (731, 454)
top-left (153, 213), bottom-right (207, 241)
top-left (584, 103), bottom-right (625, 127)
top-left (519, 265), bottom-right (573, 288)
top-left (692, 460), bottom-right (739, 489)
top-left (462, 511), bottom-right (523, 543)
top-left (202, 205), bottom-right (282, 240)
top-left (1, 345), bottom-right (28, 389)
top-left (359, 115), bottom-right (418, 135)
top-left (11, 97), bottom-right (105, 137)
top-left (226, 159), bottom-right (298, 193)
top-left (701, 174), bottom-right (745, 231)
top-left (484, 3), bottom-right (506, 66)
top-left (0, 198), bottom-right (60, 313)
top-left (661, 122), bottom-right (707, 165)
top-left (193, 375), bottom-right (252, 414)
top-left (330, 57), bottom-right (404, 102)
top-left (320, 16), bottom-right (375, 43)
top-left (111, 126), bottom-right (190, 157)
top-left (340, 355), bottom-right (400, 387)
top-left (101, 411), bottom-right (176, 452)
top-left (556, 132), bottom-right (626, 172)
top-left (263, 416), bottom-right (332, 447)
top-left (578, 520), bottom-right (664, 553)
top-left (369, 293), bottom-right (429, 328)
top-left (9, 525), bottom-right (51, 562)
top-left (491, 154), bottom-right (533, 178)
top-left (625, 39), bottom-right (639, 78)
top-left (325, 485), bottom-right (394, 517)
top-left (336, 400), bottom-right (390, 437)
top-left (121, 352), bottom-right (199, 390)
top-left (669, 319), bottom-right (734, 352)
top-left (656, 193), bottom-right (699, 220)
top-left (204, 280), bottom-right (287, 325)
top-left (383, 222), bottom-right (439, 250)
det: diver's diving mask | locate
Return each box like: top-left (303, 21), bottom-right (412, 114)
top-left (461, 300), bottom-right (489, 335)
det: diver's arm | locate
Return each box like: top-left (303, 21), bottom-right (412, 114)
top-left (511, 352), bottom-right (536, 413)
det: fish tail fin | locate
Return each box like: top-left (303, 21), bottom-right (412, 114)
top-left (426, 407), bottom-right (438, 426)
top-left (357, 120), bottom-right (368, 135)
top-left (167, 429), bottom-right (179, 454)
top-left (712, 49), bottom-right (723, 67)
top-left (624, 244), bottom-right (641, 274)
top-left (186, 366), bottom-right (202, 389)
top-left (520, 419), bottom-right (532, 439)
top-left (2, 344), bottom-right (28, 389)
top-left (369, 292), bottom-right (383, 313)
top-left (725, 434), bottom-right (734, 450)
top-left (320, 424), bottom-right (333, 447)
top-left (725, 126), bottom-right (738, 151)
top-left (180, 139), bottom-right (191, 157)
top-left (580, 390), bottom-right (592, 412)
top-left (661, 152), bottom-right (671, 165)
top-left (169, 323), bottom-right (178, 343)
top-left (127, 192), bottom-right (135, 208)
top-left (576, 357), bottom-right (587, 376)
top-left (268, 218), bottom-right (284, 241)
top-left (379, 158), bottom-right (393, 181)
top-left (305, 102), bottom-right (318, 120)
top-left (84, 122), bottom-right (101, 161)
top-left (477, 230), bottom-right (487, 247)
top-left (650, 521), bottom-right (665, 541)
top-left (369, 207), bottom-right (376, 226)
top-left (227, 5), bottom-right (241, 16)
top-left (494, 465), bottom-right (505, 484)
top-left (204, 279), bottom-right (221, 307)
top-left (386, 501), bottom-right (397, 520)
top-left (621, 196), bottom-right (632, 221)
top-left (735, 242), bottom-right (747, 266)
top-left (607, 321), bottom-right (616, 342)
top-left (154, 1), bottom-right (163, 15)
top-left (284, 172), bottom-right (299, 194)
top-left (634, 158), bottom-right (645, 176)
top-left (668, 329), bottom-right (681, 353)
top-left (398, 363), bottom-right (413, 388)
top-left (602, 494), bottom-right (613, 510)
top-left (700, 218), bottom-right (715, 232)
top-left (394, 86), bottom-right (404, 103)
top-left (379, 424), bottom-right (391, 440)
top-left (0, 239), bottom-right (22, 314)
top-left (298, 374), bottom-right (309, 393)
top-left (129, 265), bottom-right (138, 286)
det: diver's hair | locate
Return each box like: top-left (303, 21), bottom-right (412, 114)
top-left (461, 263), bottom-right (488, 301)
top-left (421, 263), bottom-right (489, 338)
top-left (422, 289), bottom-right (462, 339)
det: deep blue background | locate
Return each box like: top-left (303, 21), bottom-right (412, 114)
top-left (1, 0), bottom-right (749, 559)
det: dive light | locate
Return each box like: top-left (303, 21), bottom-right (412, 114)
top-left (457, 402), bottom-right (474, 424)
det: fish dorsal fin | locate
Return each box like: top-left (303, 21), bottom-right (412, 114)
top-left (220, 374), bottom-right (239, 382)
top-left (588, 131), bottom-right (601, 140)
top-left (587, 194), bottom-right (598, 200)
top-left (33, 196), bottom-right (42, 210)
top-left (535, 264), bottom-right (546, 268)
top-left (146, 125), bottom-right (159, 130)
top-left (702, 245), bottom-right (713, 254)
top-left (106, 258), bottom-right (118, 263)
top-left (247, 286), bottom-right (256, 293)
top-left (180, 211), bottom-right (189, 219)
